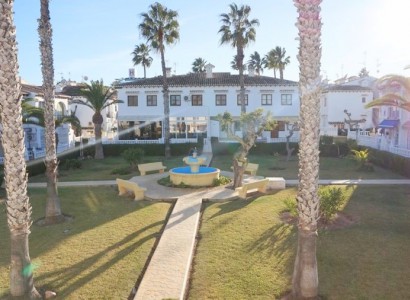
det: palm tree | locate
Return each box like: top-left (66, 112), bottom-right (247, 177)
top-left (231, 54), bottom-right (247, 71)
top-left (291, 0), bottom-right (322, 298)
top-left (39, 0), bottom-right (65, 225)
top-left (71, 80), bottom-right (122, 159)
top-left (0, 1), bottom-right (41, 297)
top-left (264, 49), bottom-right (279, 78)
top-left (139, 2), bottom-right (179, 159)
top-left (192, 57), bottom-right (207, 73)
top-left (219, 3), bottom-right (259, 113)
top-left (247, 51), bottom-right (265, 75)
top-left (131, 43), bottom-right (153, 78)
top-left (365, 75), bottom-right (410, 112)
top-left (273, 46), bottom-right (290, 79)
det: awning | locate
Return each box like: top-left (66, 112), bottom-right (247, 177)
top-left (378, 119), bottom-right (399, 128)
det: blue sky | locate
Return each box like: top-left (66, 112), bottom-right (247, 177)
top-left (14, 0), bottom-right (410, 86)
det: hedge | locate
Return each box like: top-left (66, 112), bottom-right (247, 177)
top-left (368, 148), bottom-right (410, 178)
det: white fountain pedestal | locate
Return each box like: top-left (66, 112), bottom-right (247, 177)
top-left (183, 156), bottom-right (207, 173)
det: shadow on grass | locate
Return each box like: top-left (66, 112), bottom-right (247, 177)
top-left (35, 221), bottom-right (162, 297)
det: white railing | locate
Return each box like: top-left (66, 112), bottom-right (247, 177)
top-left (171, 138), bottom-right (198, 144)
top-left (356, 134), bottom-right (410, 158)
top-left (219, 136), bottom-right (299, 143)
top-left (102, 139), bottom-right (161, 145)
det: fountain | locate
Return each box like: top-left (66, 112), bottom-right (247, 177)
top-left (169, 149), bottom-right (220, 187)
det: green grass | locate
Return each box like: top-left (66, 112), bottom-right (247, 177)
top-left (0, 187), bottom-right (171, 299)
top-left (211, 154), bottom-right (406, 179)
top-left (28, 155), bottom-right (186, 182)
top-left (189, 185), bottom-right (410, 299)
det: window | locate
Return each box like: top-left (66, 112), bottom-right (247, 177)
top-left (237, 94), bottom-right (248, 106)
top-left (192, 95), bottom-right (202, 106)
top-left (127, 95), bottom-right (138, 106)
top-left (170, 95), bottom-right (181, 106)
top-left (147, 95), bottom-right (157, 106)
top-left (362, 97), bottom-right (366, 103)
top-left (215, 94), bottom-right (227, 106)
top-left (281, 94), bottom-right (292, 105)
top-left (261, 94), bottom-right (272, 105)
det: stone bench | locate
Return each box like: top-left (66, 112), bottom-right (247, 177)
top-left (116, 178), bottom-right (146, 201)
top-left (138, 162), bottom-right (167, 176)
top-left (235, 178), bottom-right (269, 199)
top-left (231, 162), bottom-right (259, 176)
top-left (266, 177), bottom-right (286, 190)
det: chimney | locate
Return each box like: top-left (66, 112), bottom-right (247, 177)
top-left (166, 67), bottom-right (172, 77)
top-left (129, 68), bottom-right (135, 78)
top-left (205, 63), bottom-right (215, 78)
top-left (248, 65), bottom-right (255, 77)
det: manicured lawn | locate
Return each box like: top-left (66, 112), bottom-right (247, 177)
top-left (0, 187), bottom-right (171, 299)
top-left (211, 154), bottom-right (406, 179)
top-left (28, 155), bottom-right (185, 182)
top-left (189, 185), bottom-right (410, 299)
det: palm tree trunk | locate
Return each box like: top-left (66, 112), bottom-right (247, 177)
top-left (292, 0), bottom-right (322, 298)
top-left (273, 68), bottom-right (277, 78)
top-left (143, 65), bottom-right (146, 78)
top-left (280, 68), bottom-right (284, 80)
top-left (94, 122), bottom-right (104, 159)
top-left (39, 0), bottom-right (64, 225)
top-left (237, 46), bottom-right (246, 114)
top-left (160, 46), bottom-right (171, 159)
top-left (0, 1), bottom-right (41, 297)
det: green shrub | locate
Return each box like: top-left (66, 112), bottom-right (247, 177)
top-left (351, 148), bottom-right (373, 172)
top-left (62, 159), bottom-right (82, 170)
top-left (320, 135), bottom-right (333, 145)
top-left (283, 187), bottom-right (346, 223)
top-left (319, 186), bottom-right (345, 222)
top-left (110, 166), bottom-right (131, 175)
top-left (122, 148), bottom-right (145, 170)
top-left (283, 197), bottom-right (298, 217)
top-left (368, 149), bottom-right (410, 178)
top-left (212, 176), bottom-right (231, 186)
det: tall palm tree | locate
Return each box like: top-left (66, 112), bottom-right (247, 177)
top-left (219, 3), bottom-right (259, 113)
top-left (273, 46), bottom-right (290, 79)
top-left (139, 2), bottom-right (179, 159)
top-left (264, 49), bottom-right (279, 78)
top-left (247, 51), bottom-right (265, 75)
top-left (231, 54), bottom-right (247, 71)
top-left (292, 0), bottom-right (322, 299)
top-left (39, 0), bottom-right (64, 225)
top-left (71, 80), bottom-right (122, 159)
top-left (192, 57), bottom-right (207, 73)
top-left (0, 1), bottom-right (41, 297)
top-left (365, 75), bottom-right (410, 112)
top-left (131, 43), bottom-right (153, 78)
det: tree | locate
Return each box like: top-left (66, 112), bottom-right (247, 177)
top-left (0, 1), bottom-right (41, 297)
top-left (219, 3), bottom-right (259, 114)
top-left (264, 49), bottom-right (279, 78)
top-left (273, 46), bottom-right (290, 80)
top-left (292, 0), bottom-right (322, 299)
top-left (139, 2), bottom-right (179, 159)
top-left (131, 43), bottom-right (153, 78)
top-left (358, 67), bottom-right (369, 78)
top-left (192, 57), bottom-right (207, 73)
top-left (285, 121), bottom-right (299, 161)
top-left (247, 51), bottom-right (265, 75)
top-left (365, 74), bottom-right (410, 112)
top-left (71, 80), bottom-right (122, 159)
top-left (39, 0), bottom-right (65, 225)
top-left (218, 109), bottom-right (273, 188)
top-left (231, 54), bottom-right (247, 71)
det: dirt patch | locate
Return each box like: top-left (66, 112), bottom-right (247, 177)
top-left (34, 214), bottom-right (74, 227)
top-left (280, 211), bottom-right (358, 230)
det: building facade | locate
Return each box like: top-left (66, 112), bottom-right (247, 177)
top-left (115, 67), bottom-right (300, 143)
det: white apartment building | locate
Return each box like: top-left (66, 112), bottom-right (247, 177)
top-left (115, 65), bottom-right (300, 142)
top-left (320, 85), bottom-right (374, 136)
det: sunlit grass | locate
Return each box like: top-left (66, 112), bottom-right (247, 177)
top-left (211, 154), bottom-right (406, 179)
top-left (0, 187), bottom-right (171, 299)
top-left (189, 185), bottom-right (410, 299)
